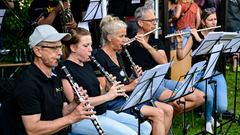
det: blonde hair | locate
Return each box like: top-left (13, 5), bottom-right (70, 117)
top-left (100, 15), bottom-right (127, 45)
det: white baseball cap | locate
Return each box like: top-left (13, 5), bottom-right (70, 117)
top-left (28, 25), bottom-right (71, 48)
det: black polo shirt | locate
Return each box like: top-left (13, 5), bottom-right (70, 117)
top-left (62, 60), bottom-right (107, 115)
top-left (13, 63), bottom-right (66, 135)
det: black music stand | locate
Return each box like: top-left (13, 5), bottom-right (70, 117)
top-left (193, 35), bottom-right (230, 135)
top-left (120, 62), bottom-right (172, 135)
top-left (165, 60), bottom-right (207, 135)
top-left (220, 33), bottom-right (240, 134)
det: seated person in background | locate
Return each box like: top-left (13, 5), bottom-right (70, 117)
top-left (124, 6), bottom-right (204, 114)
top-left (28, 0), bottom-right (77, 32)
top-left (61, 27), bottom-right (152, 135)
top-left (94, 15), bottom-right (173, 135)
top-left (176, 7), bottom-right (228, 134)
top-left (0, 25), bottom-right (94, 135)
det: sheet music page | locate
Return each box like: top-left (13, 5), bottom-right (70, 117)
top-left (224, 33), bottom-right (240, 53)
top-left (120, 62), bottom-right (172, 111)
top-left (0, 9), bottom-right (6, 30)
top-left (185, 60), bottom-right (207, 83)
top-left (83, 0), bottom-right (102, 21)
top-left (192, 32), bottom-right (224, 56)
top-left (172, 61), bottom-right (206, 99)
top-left (0, 9), bottom-right (6, 17)
top-left (219, 32), bottom-right (237, 49)
top-left (203, 43), bottom-right (224, 79)
top-left (77, 22), bottom-right (89, 30)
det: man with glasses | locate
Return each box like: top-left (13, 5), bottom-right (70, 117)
top-left (123, 6), bottom-right (204, 115)
top-left (0, 25), bottom-right (95, 135)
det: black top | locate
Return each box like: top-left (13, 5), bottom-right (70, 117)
top-left (0, 63), bottom-right (66, 135)
top-left (124, 34), bottom-right (165, 73)
top-left (62, 60), bottom-right (107, 115)
top-left (28, 0), bottom-right (63, 32)
top-left (93, 48), bottom-right (130, 85)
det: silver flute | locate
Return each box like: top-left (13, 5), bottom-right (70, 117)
top-left (124, 27), bottom-right (162, 46)
top-left (59, 61), bottom-right (105, 135)
top-left (90, 56), bottom-right (129, 100)
top-left (165, 25), bottom-right (221, 38)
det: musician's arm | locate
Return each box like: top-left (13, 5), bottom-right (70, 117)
top-left (146, 45), bottom-right (168, 64)
top-left (4, 0), bottom-right (14, 8)
top-left (176, 36), bottom-right (193, 60)
top-left (37, 6), bottom-right (61, 25)
top-left (174, 4), bottom-right (182, 19)
top-left (196, 7), bottom-right (201, 29)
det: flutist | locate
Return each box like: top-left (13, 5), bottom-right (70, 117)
top-left (175, 8), bottom-right (228, 134)
top-left (61, 27), bottom-right (152, 135)
top-left (123, 6), bottom-right (204, 116)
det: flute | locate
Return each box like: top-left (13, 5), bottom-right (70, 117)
top-left (165, 25), bottom-right (221, 38)
top-left (124, 27), bottom-right (161, 46)
top-left (59, 60), bottom-right (105, 135)
top-left (90, 56), bottom-right (129, 100)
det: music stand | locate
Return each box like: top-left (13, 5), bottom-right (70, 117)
top-left (192, 32), bottom-right (237, 56)
top-left (193, 41), bottom-right (226, 135)
top-left (120, 62), bottom-right (172, 135)
top-left (220, 34), bottom-right (240, 135)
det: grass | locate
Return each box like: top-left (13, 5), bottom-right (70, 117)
top-left (172, 70), bottom-right (240, 135)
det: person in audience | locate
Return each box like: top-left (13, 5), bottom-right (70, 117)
top-left (0, 25), bottom-right (95, 135)
top-left (61, 27), bottom-right (152, 135)
top-left (174, 0), bottom-right (201, 47)
top-left (94, 15), bottom-right (174, 135)
top-left (125, 6), bottom-right (204, 114)
top-left (176, 7), bottom-right (228, 134)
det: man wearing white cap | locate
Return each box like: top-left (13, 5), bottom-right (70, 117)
top-left (0, 25), bottom-right (95, 135)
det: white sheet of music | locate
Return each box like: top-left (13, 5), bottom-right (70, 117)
top-left (173, 61), bottom-right (206, 99)
top-left (120, 62), bottom-right (172, 111)
top-left (83, 0), bottom-right (103, 21)
top-left (192, 32), bottom-right (224, 56)
top-left (203, 43), bottom-right (224, 80)
top-left (224, 33), bottom-right (240, 53)
top-left (0, 9), bottom-right (6, 30)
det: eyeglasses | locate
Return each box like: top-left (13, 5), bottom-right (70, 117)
top-left (140, 18), bottom-right (159, 23)
top-left (40, 45), bottom-right (63, 51)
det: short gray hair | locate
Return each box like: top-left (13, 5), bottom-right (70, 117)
top-left (100, 15), bottom-right (127, 44)
top-left (134, 6), bottom-right (153, 20)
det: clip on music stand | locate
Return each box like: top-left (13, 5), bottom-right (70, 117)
top-left (120, 62), bottom-right (172, 135)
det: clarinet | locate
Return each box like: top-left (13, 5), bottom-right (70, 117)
top-left (59, 61), bottom-right (105, 135)
top-left (90, 56), bottom-right (129, 100)
top-left (122, 46), bottom-right (139, 78)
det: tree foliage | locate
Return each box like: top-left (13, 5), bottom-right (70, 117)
top-left (2, 0), bottom-right (32, 62)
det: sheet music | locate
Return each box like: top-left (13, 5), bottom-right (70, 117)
top-left (120, 63), bottom-right (172, 111)
top-left (219, 32), bottom-right (237, 49)
top-left (203, 43), bottom-right (224, 79)
top-left (83, 0), bottom-right (103, 21)
top-left (77, 21), bottom-right (89, 31)
top-left (224, 33), bottom-right (240, 53)
top-left (0, 9), bottom-right (6, 30)
top-left (172, 61), bottom-right (206, 99)
top-left (192, 32), bottom-right (224, 56)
